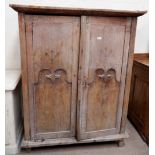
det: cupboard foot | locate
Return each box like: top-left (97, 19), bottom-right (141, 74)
top-left (117, 139), bottom-right (125, 147)
top-left (24, 148), bottom-right (32, 153)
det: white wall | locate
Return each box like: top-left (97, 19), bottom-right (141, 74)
top-left (5, 0), bottom-right (149, 69)
top-left (135, 12), bottom-right (149, 52)
top-left (6, 0), bottom-right (20, 69)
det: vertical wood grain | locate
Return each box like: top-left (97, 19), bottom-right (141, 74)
top-left (115, 18), bottom-right (132, 133)
top-left (78, 16), bottom-right (132, 140)
top-left (18, 13), bottom-right (30, 140)
top-left (25, 15), bottom-right (35, 140)
top-left (18, 12), bottom-right (138, 143)
top-left (120, 18), bottom-right (137, 133)
top-left (128, 56), bottom-right (149, 143)
top-left (25, 15), bottom-right (80, 140)
top-left (77, 16), bottom-right (88, 140)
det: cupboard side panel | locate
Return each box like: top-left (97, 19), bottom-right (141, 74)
top-left (120, 18), bottom-right (137, 133)
top-left (18, 13), bottom-right (30, 140)
top-left (115, 18), bottom-right (132, 133)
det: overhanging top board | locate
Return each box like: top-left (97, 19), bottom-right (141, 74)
top-left (10, 4), bottom-right (146, 17)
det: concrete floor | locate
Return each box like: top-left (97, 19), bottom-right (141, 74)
top-left (17, 120), bottom-right (149, 155)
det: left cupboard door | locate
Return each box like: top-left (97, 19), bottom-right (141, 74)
top-left (25, 15), bottom-right (80, 140)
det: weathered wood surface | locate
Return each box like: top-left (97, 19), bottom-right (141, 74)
top-left (10, 4), bottom-right (146, 17)
top-left (18, 13), bottom-right (30, 140)
top-left (25, 15), bottom-right (80, 140)
top-left (13, 3), bottom-right (145, 147)
top-left (78, 16), bottom-right (131, 140)
top-left (21, 132), bottom-right (129, 148)
top-left (120, 18), bottom-right (137, 134)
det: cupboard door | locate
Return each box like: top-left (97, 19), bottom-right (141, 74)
top-left (25, 15), bottom-right (80, 140)
top-left (78, 16), bottom-right (131, 140)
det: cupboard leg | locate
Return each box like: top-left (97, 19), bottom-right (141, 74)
top-left (24, 148), bottom-right (32, 153)
top-left (117, 139), bottom-right (125, 147)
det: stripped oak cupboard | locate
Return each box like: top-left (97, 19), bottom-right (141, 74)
top-left (10, 4), bottom-right (146, 148)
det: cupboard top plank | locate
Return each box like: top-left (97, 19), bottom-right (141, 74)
top-left (134, 53), bottom-right (149, 66)
top-left (10, 4), bottom-right (146, 17)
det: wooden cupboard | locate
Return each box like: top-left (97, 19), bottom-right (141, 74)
top-left (10, 4), bottom-right (146, 148)
top-left (128, 54), bottom-right (149, 144)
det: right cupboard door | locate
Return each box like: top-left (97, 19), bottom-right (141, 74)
top-left (78, 16), bottom-right (132, 140)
